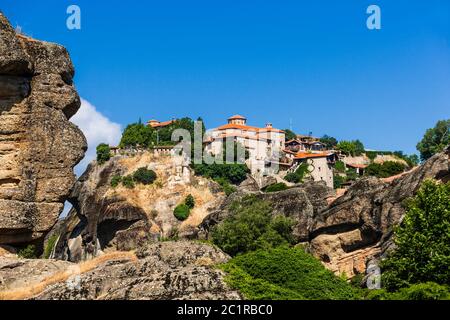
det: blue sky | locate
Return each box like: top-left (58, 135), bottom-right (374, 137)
top-left (2, 0), bottom-right (449, 154)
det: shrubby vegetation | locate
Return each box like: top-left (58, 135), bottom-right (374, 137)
top-left (111, 168), bottom-right (157, 189)
top-left (333, 174), bottom-right (345, 189)
top-left (192, 142), bottom-right (250, 195)
top-left (365, 161), bottom-right (406, 178)
top-left (96, 143), bottom-right (111, 164)
top-left (320, 135), bottom-right (338, 150)
top-left (18, 245), bottom-right (37, 259)
top-left (173, 204), bottom-right (190, 221)
top-left (263, 183), bottom-right (289, 193)
top-left (185, 194), bottom-right (195, 209)
top-left (211, 195), bottom-right (294, 256)
top-left (284, 163), bottom-right (309, 184)
top-left (284, 129), bottom-right (297, 141)
top-left (192, 163), bottom-right (249, 185)
top-left (173, 194), bottom-right (196, 221)
top-left (367, 282), bottom-right (450, 300)
top-left (336, 140), bottom-right (365, 156)
top-left (221, 247), bottom-right (362, 300)
top-left (133, 167), bottom-right (157, 185)
top-left (43, 234), bottom-right (58, 259)
top-left (380, 180), bottom-right (450, 292)
top-left (416, 119), bottom-right (449, 161)
top-left (119, 117), bottom-right (197, 148)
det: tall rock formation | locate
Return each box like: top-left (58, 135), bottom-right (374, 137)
top-left (0, 13), bottom-right (86, 245)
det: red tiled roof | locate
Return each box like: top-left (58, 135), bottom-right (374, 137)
top-left (228, 115), bottom-right (247, 120)
top-left (148, 119), bottom-right (176, 128)
top-left (216, 123), bottom-right (284, 133)
top-left (293, 152), bottom-right (330, 160)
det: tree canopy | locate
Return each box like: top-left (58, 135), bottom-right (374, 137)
top-left (284, 129), bottom-right (297, 141)
top-left (320, 135), bottom-right (338, 149)
top-left (336, 140), bottom-right (365, 156)
top-left (381, 180), bottom-right (450, 291)
top-left (416, 119), bottom-right (449, 161)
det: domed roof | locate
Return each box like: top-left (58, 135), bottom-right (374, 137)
top-left (228, 115), bottom-right (247, 120)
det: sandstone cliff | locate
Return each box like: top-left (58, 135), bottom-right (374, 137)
top-left (0, 241), bottom-right (240, 300)
top-left (198, 149), bottom-right (449, 278)
top-left (308, 148), bottom-right (449, 277)
top-left (0, 13), bottom-right (87, 245)
top-left (52, 151), bottom-right (225, 262)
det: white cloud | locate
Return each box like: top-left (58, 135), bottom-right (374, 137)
top-left (71, 98), bottom-right (122, 176)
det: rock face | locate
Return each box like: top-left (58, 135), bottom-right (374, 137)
top-left (199, 181), bottom-right (335, 243)
top-left (0, 241), bottom-right (241, 300)
top-left (199, 149), bottom-right (449, 279)
top-left (0, 13), bottom-right (86, 245)
top-left (52, 152), bottom-right (225, 262)
top-left (308, 149), bottom-right (450, 277)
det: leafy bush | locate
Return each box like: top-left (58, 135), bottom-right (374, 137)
top-left (133, 167), bottom-right (157, 185)
top-left (367, 283), bottom-right (450, 300)
top-left (96, 143), bottom-right (111, 164)
top-left (215, 178), bottom-right (237, 196)
top-left (264, 183), bottom-right (288, 193)
top-left (211, 195), bottom-right (294, 256)
top-left (334, 161), bottom-right (346, 173)
top-left (381, 180), bottom-right (450, 291)
top-left (18, 245), bottom-right (37, 259)
top-left (43, 234), bottom-right (58, 259)
top-left (185, 194), bottom-right (195, 209)
top-left (333, 175), bottom-right (345, 189)
top-left (110, 175), bottom-right (122, 188)
top-left (221, 247), bottom-right (361, 300)
top-left (173, 203), bottom-right (190, 221)
top-left (121, 175), bottom-right (135, 189)
top-left (365, 161), bottom-right (406, 178)
top-left (284, 163), bottom-right (309, 184)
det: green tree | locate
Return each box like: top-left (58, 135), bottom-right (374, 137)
top-left (320, 135), bottom-right (338, 149)
top-left (96, 143), bottom-right (111, 164)
top-left (284, 129), bottom-right (297, 141)
top-left (381, 180), bottom-right (450, 291)
top-left (416, 119), bottom-right (449, 161)
top-left (119, 123), bottom-right (155, 148)
top-left (211, 195), bottom-right (294, 256)
top-left (336, 140), bottom-right (365, 156)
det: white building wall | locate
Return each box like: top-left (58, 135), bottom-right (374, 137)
top-left (306, 157), bottom-right (334, 188)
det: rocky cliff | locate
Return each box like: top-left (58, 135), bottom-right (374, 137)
top-left (52, 151), bottom-right (225, 262)
top-left (198, 149), bottom-right (449, 278)
top-left (0, 13), bottom-right (87, 245)
top-left (308, 148), bottom-right (449, 277)
top-left (0, 241), bottom-right (240, 300)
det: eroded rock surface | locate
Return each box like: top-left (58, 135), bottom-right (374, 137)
top-left (0, 13), bottom-right (86, 245)
top-left (0, 241), bottom-right (241, 300)
top-left (308, 149), bottom-right (450, 277)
